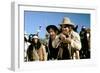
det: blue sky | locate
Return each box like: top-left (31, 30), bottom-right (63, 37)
top-left (24, 11), bottom-right (90, 39)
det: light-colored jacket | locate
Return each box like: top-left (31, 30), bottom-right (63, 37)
top-left (32, 44), bottom-right (47, 61)
top-left (70, 31), bottom-right (81, 50)
top-left (51, 31), bottom-right (81, 50)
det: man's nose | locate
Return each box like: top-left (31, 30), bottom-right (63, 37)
top-left (65, 27), bottom-right (69, 30)
top-left (63, 27), bottom-right (68, 30)
top-left (50, 32), bottom-right (53, 35)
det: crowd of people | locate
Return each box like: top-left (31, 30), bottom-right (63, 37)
top-left (24, 17), bottom-right (90, 62)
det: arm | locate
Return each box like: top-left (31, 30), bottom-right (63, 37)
top-left (42, 45), bottom-right (47, 61)
top-left (59, 32), bottom-right (81, 50)
top-left (70, 32), bottom-right (81, 50)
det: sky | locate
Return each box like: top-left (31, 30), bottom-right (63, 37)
top-left (24, 11), bottom-right (90, 39)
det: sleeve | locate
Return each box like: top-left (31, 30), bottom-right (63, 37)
top-left (70, 32), bottom-right (81, 50)
top-left (42, 45), bottom-right (47, 61)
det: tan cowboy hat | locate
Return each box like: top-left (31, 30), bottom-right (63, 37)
top-left (60, 17), bottom-right (74, 26)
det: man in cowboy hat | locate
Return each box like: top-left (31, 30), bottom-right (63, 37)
top-left (46, 25), bottom-right (60, 60)
top-left (57, 17), bottom-right (81, 59)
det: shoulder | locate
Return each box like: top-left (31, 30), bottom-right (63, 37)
top-left (41, 44), bottom-right (45, 47)
top-left (71, 31), bottom-right (80, 37)
top-left (40, 44), bottom-right (45, 49)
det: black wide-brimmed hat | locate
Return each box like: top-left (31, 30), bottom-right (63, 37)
top-left (46, 25), bottom-right (59, 34)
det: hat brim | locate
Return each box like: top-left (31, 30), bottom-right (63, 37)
top-left (60, 23), bottom-right (74, 27)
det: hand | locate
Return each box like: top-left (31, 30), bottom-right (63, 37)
top-left (60, 34), bottom-right (71, 44)
top-left (60, 34), bottom-right (66, 41)
top-left (64, 38), bottom-right (71, 44)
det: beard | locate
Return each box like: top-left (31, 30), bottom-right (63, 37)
top-left (62, 31), bottom-right (69, 36)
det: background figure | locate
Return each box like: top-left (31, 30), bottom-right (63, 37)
top-left (79, 26), bottom-right (90, 59)
top-left (27, 34), bottom-right (47, 61)
top-left (73, 25), bottom-right (78, 32)
top-left (24, 36), bottom-right (30, 62)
